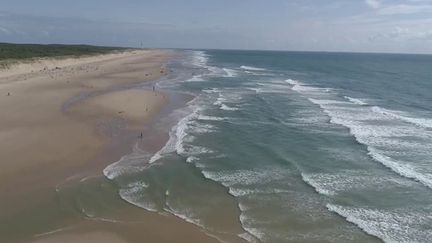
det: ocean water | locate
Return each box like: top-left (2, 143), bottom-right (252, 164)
top-left (104, 50), bottom-right (432, 243)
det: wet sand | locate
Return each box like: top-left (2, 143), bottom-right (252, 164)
top-left (0, 49), bottom-right (219, 243)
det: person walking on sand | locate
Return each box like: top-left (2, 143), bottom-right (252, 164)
top-left (153, 85), bottom-right (157, 96)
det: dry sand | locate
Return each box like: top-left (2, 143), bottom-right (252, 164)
top-left (68, 89), bottom-right (168, 130)
top-left (0, 49), bottom-right (219, 243)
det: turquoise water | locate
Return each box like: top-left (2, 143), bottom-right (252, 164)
top-left (105, 50), bottom-right (432, 242)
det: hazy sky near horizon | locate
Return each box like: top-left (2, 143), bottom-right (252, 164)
top-left (1, 0), bottom-right (432, 53)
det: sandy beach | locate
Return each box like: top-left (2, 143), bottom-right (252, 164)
top-left (0, 49), bottom-right (219, 243)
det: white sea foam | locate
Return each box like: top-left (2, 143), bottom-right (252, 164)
top-left (103, 145), bottom-right (151, 179)
top-left (119, 186), bottom-right (159, 212)
top-left (149, 107), bottom-right (199, 163)
top-left (301, 173), bottom-right (336, 196)
top-left (285, 79), bottom-right (300, 85)
top-left (344, 96), bottom-right (368, 106)
top-left (148, 153), bottom-right (163, 164)
top-left (238, 232), bottom-right (259, 243)
top-left (244, 70), bottom-right (270, 76)
top-left (289, 79), bottom-right (432, 192)
top-left (222, 68), bottom-right (238, 77)
top-left (214, 93), bottom-right (240, 110)
top-left (220, 104), bottom-right (239, 111)
top-left (301, 171), bottom-right (415, 197)
top-left (239, 213), bottom-right (266, 242)
top-left (186, 156), bottom-right (200, 163)
top-left (249, 82), bottom-right (292, 94)
top-left (102, 143), bottom-right (160, 213)
top-left (185, 145), bottom-right (214, 156)
top-left (126, 180), bottom-right (149, 189)
top-left (368, 147), bottom-right (432, 189)
top-left (189, 122), bottom-right (216, 134)
top-left (165, 199), bottom-right (239, 243)
top-left (198, 115), bottom-right (226, 121)
top-left (191, 51), bottom-right (237, 79)
top-left (294, 84), bottom-right (331, 93)
top-left (325, 109), bottom-right (432, 189)
top-left (228, 187), bottom-right (291, 197)
top-left (203, 88), bottom-right (220, 94)
top-left (207, 66), bottom-right (239, 78)
top-left (240, 65), bottom-right (267, 71)
top-left (165, 203), bottom-right (205, 228)
top-left (372, 106), bottom-right (432, 129)
top-left (246, 87), bottom-right (261, 93)
top-left (192, 51), bottom-right (209, 68)
top-left (308, 98), bottom-right (349, 105)
top-left (149, 93), bottom-right (227, 163)
top-left (186, 75), bottom-right (205, 82)
top-left (165, 201), bottom-right (242, 243)
top-left (201, 167), bottom-right (289, 189)
top-left (286, 79), bottom-right (333, 94)
top-left (213, 96), bottom-right (227, 106)
top-left (327, 204), bottom-right (432, 243)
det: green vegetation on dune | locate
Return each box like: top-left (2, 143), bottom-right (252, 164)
top-left (0, 43), bottom-right (128, 61)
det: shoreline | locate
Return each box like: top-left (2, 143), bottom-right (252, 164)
top-left (0, 49), bottom-right (220, 243)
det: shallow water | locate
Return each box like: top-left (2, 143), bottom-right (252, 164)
top-left (105, 50), bottom-right (432, 243)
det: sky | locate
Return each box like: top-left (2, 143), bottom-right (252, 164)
top-left (1, 0), bottom-right (432, 53)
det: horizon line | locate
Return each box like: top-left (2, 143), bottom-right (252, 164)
top-left (2, 41), bottom-right (432, 56)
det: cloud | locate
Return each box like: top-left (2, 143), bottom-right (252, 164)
top-left (364, 0), bottom-right (432, 15)
top-left (406, 0), bottom-right (432, 2)
top-left (378, 4), bottom-right (432, 15)
top-left (369, 26), bottom-right (432, 42)
top-left (2, 2), bottom-right (432, 53)
top-left (365, 0), bottom-right (381, 9)
top-left (0, 12), bottom-right (258, 49)
top-left (0, 26), bottom-right (11, 35)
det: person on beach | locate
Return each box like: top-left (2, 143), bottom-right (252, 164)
top-left (153, 85), bottom-right (157, 96)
